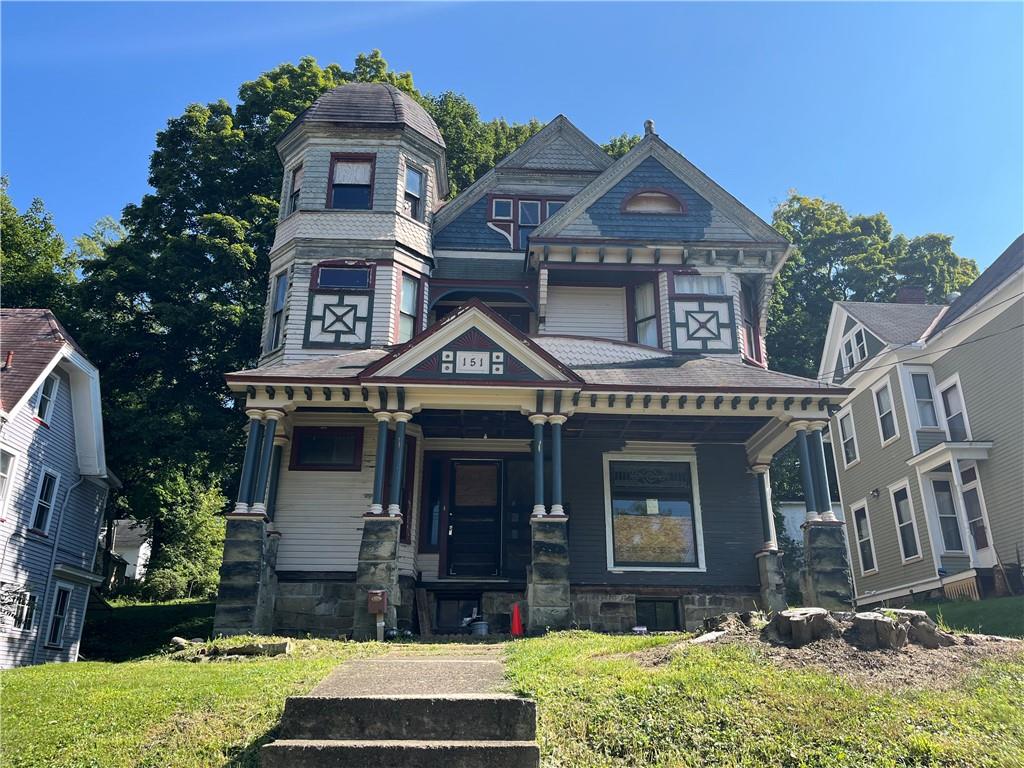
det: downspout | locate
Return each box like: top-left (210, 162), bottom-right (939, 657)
top-left (32, 477), bottom-right (86, 665)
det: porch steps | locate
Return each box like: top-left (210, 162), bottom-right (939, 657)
top-left (260, 657), bottom-right (539, 767)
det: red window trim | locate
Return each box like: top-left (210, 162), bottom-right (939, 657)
top-left (620, 188), bottom-right (687, 215)
top-left (289, 426), bottom-right (364, 471)
top-left (31, 417), bottom-right (51, 429)
top-left (309, 259), bottom-right (376, 293)
top-left (486, 194), bottom-right (571, 250)
top-left (327, 153), bottom-right (376, 210)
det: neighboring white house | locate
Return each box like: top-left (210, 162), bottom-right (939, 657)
top-left (111, 519), bottom-right (151, 580)
top-left (0, 309), bottom-right (119, 667)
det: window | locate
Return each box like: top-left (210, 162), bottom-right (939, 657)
top-left (843, 340), bottom-right (856, 371)
top-left (328, 156), bottom-right (373, 209)
top-left (635, 600), bottom-right (679, 631)
top-left (0, 449), bottom-right (17, 516)
top-left (404, 166), bottom-right (424, 220)
top-left (313, 265), bottom-right (372, 291)
top-left (840, 326), bottom-right (870, 371)
top-left (623, 191), bottom-right (684, 214)
top-left (46, 583), bottom-right (72, 647)
top-left (492, 199), bottom-right (512, 220)
top-left (890, 485), bottom-right (921, 561)
top-left (436, 597), bottom-right (480, 632)
top-left (852, 505), bottom-right (876, 573)
top-left (872, 380), bottom-right (898, 444)
top-left (289, 427), bottom-right (363, 471)
top-left (11, 590), bottom-right (36, 630)
top-left (959, 461), bottom-right (989, 550)
top-left (419, 456), bottom-right (444, 553)
top-left (287, 164), bottom-right (303, 214)
top-left (740, 281), bottom-right (761, 361)
top-left (673, 275), bottom-right (725, 295)
top-left (931, 479), bottom-right (964, 552)
top-left (911, 373), bottom-right (939, 427)
top-left (606, 459), bottom-right (701, 569)
top-left (398, 273), bottom-right (420, 343)
top-left (854, 329), bottom-right (867, 360)
top-left (633, 283), bottom-right (658, 347)
top-left (837, 410), bottom-right (859, 466)
top-left (267, 271), bottom-right (288, 350)
top-left (36, 375), bottom-right (58, 423)
top-left (518, 200), bottom-right (541, 226)
top-left (940, 381), bottom-right (969, 441)
top-left (31, 470), bottom-right (59, 532)
top-left (546, 200), bottom-right (564, 217)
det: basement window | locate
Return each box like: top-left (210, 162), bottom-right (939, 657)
top-left (635, 600), bottom-right (679, 632)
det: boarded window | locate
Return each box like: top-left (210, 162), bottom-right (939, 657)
top-left (608, 461), bottom-right (698, 568)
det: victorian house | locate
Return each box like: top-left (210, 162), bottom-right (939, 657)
top-left (214, 84), bottom-right (850, 639)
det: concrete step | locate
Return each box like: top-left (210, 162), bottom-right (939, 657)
top-left (260, 738), bottom-right (540, 768)
top-left (278, 694), bottom-right (536, 741)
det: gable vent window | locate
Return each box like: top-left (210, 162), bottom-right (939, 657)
top-left (328, 156), bottom-right (374, 210)
top-left (404, 166), bottom-right (424, 220)
top-left (623, 191), bottom-right (684, 214)
top-left (673, 275), bottom-right (724, 295)
top-left (288, 164), bottom-right (303, 214)
top-left (841, 326), bottom-right (870, 371)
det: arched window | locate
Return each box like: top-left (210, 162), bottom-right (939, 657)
top-left (622, 190), bottom-right (685, 215)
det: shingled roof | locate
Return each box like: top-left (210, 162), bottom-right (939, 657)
top-left (838, 301), bottom-right (945, 345)
top-left (281, 83), bottom-right (445, 148)
top-left (0, 308), bottom-right (86, 414)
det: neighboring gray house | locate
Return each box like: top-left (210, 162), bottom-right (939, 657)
top-left (819, 235), bottom-right (1024, 606)
top-left (213, 84), bottom-right (852, 642)
top-left (0, 309), bottom-right (118, 667)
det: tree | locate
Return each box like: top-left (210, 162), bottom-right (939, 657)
top-left (603, 133), bottom-right (642, 159)
top-left (767, 193), bottom-right (979, 378)
top-left (0, 178), bottom-right (78, 315)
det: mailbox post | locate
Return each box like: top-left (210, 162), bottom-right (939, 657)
top-left (367, 590), bottom-right (388, 642)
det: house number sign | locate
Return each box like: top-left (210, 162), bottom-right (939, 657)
top-left (441, 349), bottom-right (505, 375)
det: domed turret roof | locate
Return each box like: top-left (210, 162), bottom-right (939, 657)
top-left (284, 82), bottom-right (445, 148)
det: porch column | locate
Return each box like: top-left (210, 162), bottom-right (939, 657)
top-left (530, 413), bottom-right (547, 517)
top-left (232, 410), bottom-right (264, 514)
top-left (388, 412), bottom-right (412, 517)
top-left (752, 464), bottom-right (777, 551)
top-left (250, 410), bottom-right (283, 517)
top-left (793, 421), bottom-right (819, 522)
top-left (548, 415), bottom-right (567, 517)
top-left (369, 412), bottom-right (392, 516)
top-left (808, 423), bottom-right (836, 521)
top-left (265, 432), bottom-right (288, 522)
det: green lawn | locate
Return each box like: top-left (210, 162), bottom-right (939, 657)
top-left (3, 630), bottom-right (1022, 767)
top-left (81, 600), bottom-right (216, 661)
top-left (922, 596), bottom-right (1024, 638)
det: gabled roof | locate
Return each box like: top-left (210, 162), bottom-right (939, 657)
top-left (0, 308), bottom-right (85, 413)
top-left (929, 233), bottom-right (1023, 337)
top-left (838, 302), bottom-right (945, 345)
top-left (432, 115), bottom-right (609, 234)
top-left (531, 131), bottom-right (787, 245)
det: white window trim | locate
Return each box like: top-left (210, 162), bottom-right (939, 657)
top-left (888, 479), bottom-right (923, 564)
top-left (602, 450), bottom-right (706, 573)
top-left (492, 198), bottom-right (513, 220)
top-left (286, 162), bottom-right (303, 216)
top-left (936, 372), bottom-right (973, 441)
top-left (266, 270), bottom-right (289, 352)
top-left (35, 374), bottom-right (59, 424)
top-left (0, 446), bottom-right (21, 520)
top-left (403, 161), bottom-right (426, 222)
top-left (850, 499), bottom-right (878, 576)
top-left (44, 581), bottom-right (74, 649)
top-left (546, 200), bottom-right (565, 218)
top-left (870, 376), bottom-right (901, 448)
top-left (29, 467), bottom-right (61, 534)
top-left (840, 323), bottom-right (869, 371)
top-left (901, 365), bottom-right (944, 434)
top-left (518, 199), bottom-right (541, 227)
top-left (924, 472), bottom-right (968, 555)
top-left (835, 405), bottom-right (860, 469)
top-left (954, 461), bottom-right (995, 562)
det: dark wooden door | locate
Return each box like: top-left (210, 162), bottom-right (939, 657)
top-left (446, 460), bottom-right (502, 577)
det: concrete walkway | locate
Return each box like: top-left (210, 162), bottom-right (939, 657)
top-left (311, 651), bottom-right (507, 697)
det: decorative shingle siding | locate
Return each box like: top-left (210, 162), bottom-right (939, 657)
top-left (930, 299), bottom-right (1024, 570)
top-left (520, 135), bottom-right (603, 171)
top-left (433, 196), bottom-right (512, 251)
top-left (433, 256), bottom-right (524, 281)
top-left (557, 157), bottom-right (754, 242)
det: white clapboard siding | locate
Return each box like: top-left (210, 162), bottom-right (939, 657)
top-left (542, 286), bottom-right (627, 341)
top-left (658, 271), bottom-right (672, 351)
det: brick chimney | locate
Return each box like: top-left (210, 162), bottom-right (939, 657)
top-left (895, 285), bottom-right (928, 304)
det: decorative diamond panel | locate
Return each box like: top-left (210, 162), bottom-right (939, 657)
top-left (671, 298), bottom-right (736, 353)
top-left (304, 292), bottom-right (372, 348)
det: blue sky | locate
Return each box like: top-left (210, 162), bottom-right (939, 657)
top-left (3, 2), bottom-right (1021, 267)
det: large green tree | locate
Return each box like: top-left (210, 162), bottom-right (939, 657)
top-left (767, 193), bottom-right (979, 378)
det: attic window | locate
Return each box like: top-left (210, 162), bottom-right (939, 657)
top-left (623, 191), bottom-right (684, 215)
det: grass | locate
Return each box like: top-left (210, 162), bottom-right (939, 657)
top-left (505, 631), bottom-right (1024, 768)
top-left (919, 596), bottom-right (1024, 638)
top-left (81, 599), bottom-right (216, 661)
top-left (1, 636), bottom-right (385, 768)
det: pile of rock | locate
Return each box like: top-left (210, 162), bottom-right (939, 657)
top-left (169, 636), bottom-right (292, 661)
top-left (763, 607), bottom-right (957, 650)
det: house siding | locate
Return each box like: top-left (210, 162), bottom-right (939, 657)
top-left (541, 286), bottom-right (628, 341)
top-left (831, 373), bottom-right (939, 597)
top-left (434, 196), bottom-right (516, 252)
top-left (0, 368), bottom-right (107, 668)
top-left (930, 298), bottom-right (1024, 570)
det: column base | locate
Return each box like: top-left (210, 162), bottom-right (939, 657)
top-left (353, 516), bottom-right (401, 640)
top-left (231, 502), bottom-right (250, 515)
top-left (755, 549), bottom-right (787, 612)
top-left (387, 504), bottom-right (402, 518)
top-left (548, 504), bottom-right (565, 517)
top-left (214, 515), bottom-right (277, 637)
top-left (249, 502), bottom-right (267, 516)
top-left (527, 517), bottom-right (571, 633)
top-left (531, 505), bottom-right (547, 518)
top-left (366, 503), bottom-right (383, 517)
top-left (801, 519), bottom-right (852, 610)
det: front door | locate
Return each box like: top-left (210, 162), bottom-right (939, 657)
top-left (447, 460), bottom-right (502, 577)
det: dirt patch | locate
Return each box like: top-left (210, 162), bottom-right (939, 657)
top-left (631, 615), bottom-right (1023, 691)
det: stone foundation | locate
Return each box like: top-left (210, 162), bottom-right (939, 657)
top-left (274, 579), bottom-right (356, 637)
top-left (571, 589), bottom-right (759, 632)
top-left (526, 517), bottom-right (571, 632)
top-left (801, 520), bottom-right (853, 610)
top-left (213, 516), bottom-right (278, 636)
top-left (756, 550), bottom-right (787, 612)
